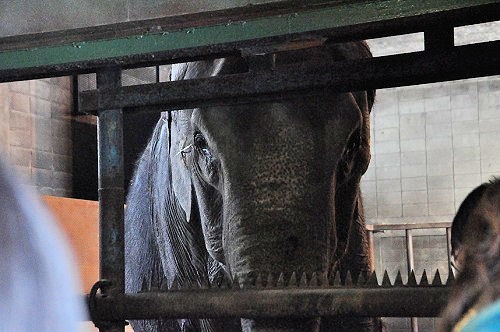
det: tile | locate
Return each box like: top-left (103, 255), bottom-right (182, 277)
top-left (402, 190), bottom-right (427, 204)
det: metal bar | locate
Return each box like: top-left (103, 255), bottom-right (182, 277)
top-left (424, 26), bottom-right (454, 50)
top-left (78, 41), bottom-right (500, 114)
top-left (405, 229), bottom-right (418, 332)
top-left (2, 0), bottom-right (497, 53)
top-left (366, 222), bottom-right (452, 232)
top-left (405, 229), bottom-right (415, 277)
top-left (446, 227), bottom-right (452, 272)
top-left (410, 316), bottom-right (419, 332)
top-left (0, 1), bottom-right (499, 82)
top-left (89, 287), bottom-right (450, 321)
top-left (96, 68), bottom-right (125, 332)
top-left (367, 230), bottom-right (375, 271)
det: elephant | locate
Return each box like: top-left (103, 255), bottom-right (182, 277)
top-left (125, 40), bottom-right (379, 331)
top-left (440, 178), bottom-right (499, 331)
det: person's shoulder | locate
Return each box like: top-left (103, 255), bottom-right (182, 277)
top-left (460, 300), bottom-right (500, 332)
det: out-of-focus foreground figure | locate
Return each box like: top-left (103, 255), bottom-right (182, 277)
top-left (0, 157), bottom-right (86, 331)
top-left (440, 178), bottom-right (499, 331)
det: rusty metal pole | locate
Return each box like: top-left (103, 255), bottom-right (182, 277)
top-left (446, 227), bottom-right (452, 272)
top-left (96, 68), bottom-right (125, 332)
top-left (367, 229), bottom-right (375, 271)
top-left (405, 229), bottom-right (418, 332)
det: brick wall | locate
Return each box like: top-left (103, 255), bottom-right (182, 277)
top-left (0, 77), bottom-right (73, 196)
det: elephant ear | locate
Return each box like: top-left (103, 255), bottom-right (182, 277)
top-left (169, 110), bottom-right (194, 222)
top-left (168, 61), bottom-right (210, 223)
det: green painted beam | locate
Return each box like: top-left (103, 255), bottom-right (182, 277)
top-left (0, 0), bottom-right (498, 73)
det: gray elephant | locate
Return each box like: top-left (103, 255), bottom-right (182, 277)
top-left (125, 41), bottom-right (378, 331)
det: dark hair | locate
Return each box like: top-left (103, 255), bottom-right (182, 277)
top-left (451, 182), bottom-right (490, 256)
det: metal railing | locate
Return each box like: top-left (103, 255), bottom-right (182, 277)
top-left (366, 222), bottom-right (453, 332)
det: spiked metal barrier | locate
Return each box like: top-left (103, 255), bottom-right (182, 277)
top-left (88, 269), bottom-right (454, 322)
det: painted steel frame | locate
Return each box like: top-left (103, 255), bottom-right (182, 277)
top-left (0, 0), bottom-right (499, 82)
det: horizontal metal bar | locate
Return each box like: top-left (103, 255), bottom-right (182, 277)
top-left (2, 0), bottom-right (496, 52)
top-left (0, 1), bottom-right (499, 82)
top-left (79, 41), bottom-right (500, 114)
top-left (88, 287), bottom-right (450, 321)
top-left (366, 222), bottom-right (452, 231)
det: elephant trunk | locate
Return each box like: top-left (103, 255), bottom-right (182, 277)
top-left (223, 195), bottom-right (332, 281)
top-left (223, 181), bottom-right (333, 331)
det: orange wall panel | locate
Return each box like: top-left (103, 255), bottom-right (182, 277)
top-left (42, 196), bottom-right (99, 293)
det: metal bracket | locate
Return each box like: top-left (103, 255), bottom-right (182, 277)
top-left (89, 280), bottom-right (129, 329)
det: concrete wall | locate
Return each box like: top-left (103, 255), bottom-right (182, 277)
top-left (0, 78), bottom-right (73, 196)
top-left (363, 23), bottom-right (499, 331)
top-left (361, 76), bottom-right (500, 225)
top-left (363, 23), bottom-right (500, 228)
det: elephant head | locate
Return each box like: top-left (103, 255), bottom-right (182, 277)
top-left (126, 41), bottom-right (377, 331)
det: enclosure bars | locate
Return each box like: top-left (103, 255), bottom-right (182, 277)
top-left (90, 285), bottom-right (451, 322)
top-left (0, 0), bottom-right (495, 328)
top-left (84, 23), bottom-right (500, 331)
top-left (406, 230), bottom-right (418, 332)
top-left (95, 68), bottom-right (126, 332)
top-left (366, 222), bottom-right (453, 332)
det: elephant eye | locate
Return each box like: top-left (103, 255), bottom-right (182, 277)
top-left (193, 131), bottom-right (219, 185)
top-left (194, 132), bottom-right (211, 156)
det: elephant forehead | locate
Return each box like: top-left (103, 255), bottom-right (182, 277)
top-left (195, 93), bottom-right (360, 147)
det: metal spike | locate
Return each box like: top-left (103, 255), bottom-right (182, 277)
top-left (219, 282), bottom-right (227, 289)
top-left (300, 272), bottom-right (308, 287)
top-left (352, 271), bottom-right (360, 286)
top-left (150, 274), bottom-right (160, 291)
top-left (232, 274), bottom-right (241, 289)
top-left (358, 271), bottom-right (368, 286)
top-left (277, 272), bottom-right (285, 287)
top-left (200, 278), bottom-right (209, 289)
top-left (394, 270), bottom-right (404, 286)
top-left (327, 271), bottom-right (335, 287)
top-left (382, 270), bottom-right (392, 287)
top-left (243, 275), bottom-right (255, 289)
top-left (321, 271), bottom-right (329, 287)
top-left (310, 272), bottom-right (318, 287)
top-left (179, 282), bottom-right (190, 290)
top-left (170, 276), bottom-right (180, 290)
top-left (160, 277), bottom-right (169, 291)
top-left (345, 270), bottom-right (353, 286)
top-left (266, 273), bottom-right (275, 288)
top-left (407, 270), bottom-right (417, 287)
top-left (255, 273), bottom-right (263, 288)
top-left (420, 270), bottom-right (429, 286)
top-left (141, 277), bottom-right (149, 292)
top-left (446, 267), bottom-right (455, 285)
top-left (289, 272), bottom-right (298, 287)
top-left (333, 271), bottom-right (341, 287)
top-left (432, 269), bottom-right (443, 286)
top-left (366, 271), bottom-right (379, 287)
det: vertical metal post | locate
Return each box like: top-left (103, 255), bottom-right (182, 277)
top-left (446, 227), bottom-right (452, 272)
top-left (424, 26), bottom-right (454, 51)
top-left (405, 229), bottom-right (418, 332)
top-left (367, 229), bottom-right (375, 271)
top-left (97, 68), bottom-right (125, 332)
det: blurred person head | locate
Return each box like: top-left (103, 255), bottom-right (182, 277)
top-left (0, 157), bottom-right (86, 331)
top-left (440, 178), bottom-right (499, 331)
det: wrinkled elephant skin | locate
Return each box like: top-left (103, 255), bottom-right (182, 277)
top-left (125, 42), bottom-right (379, 332)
